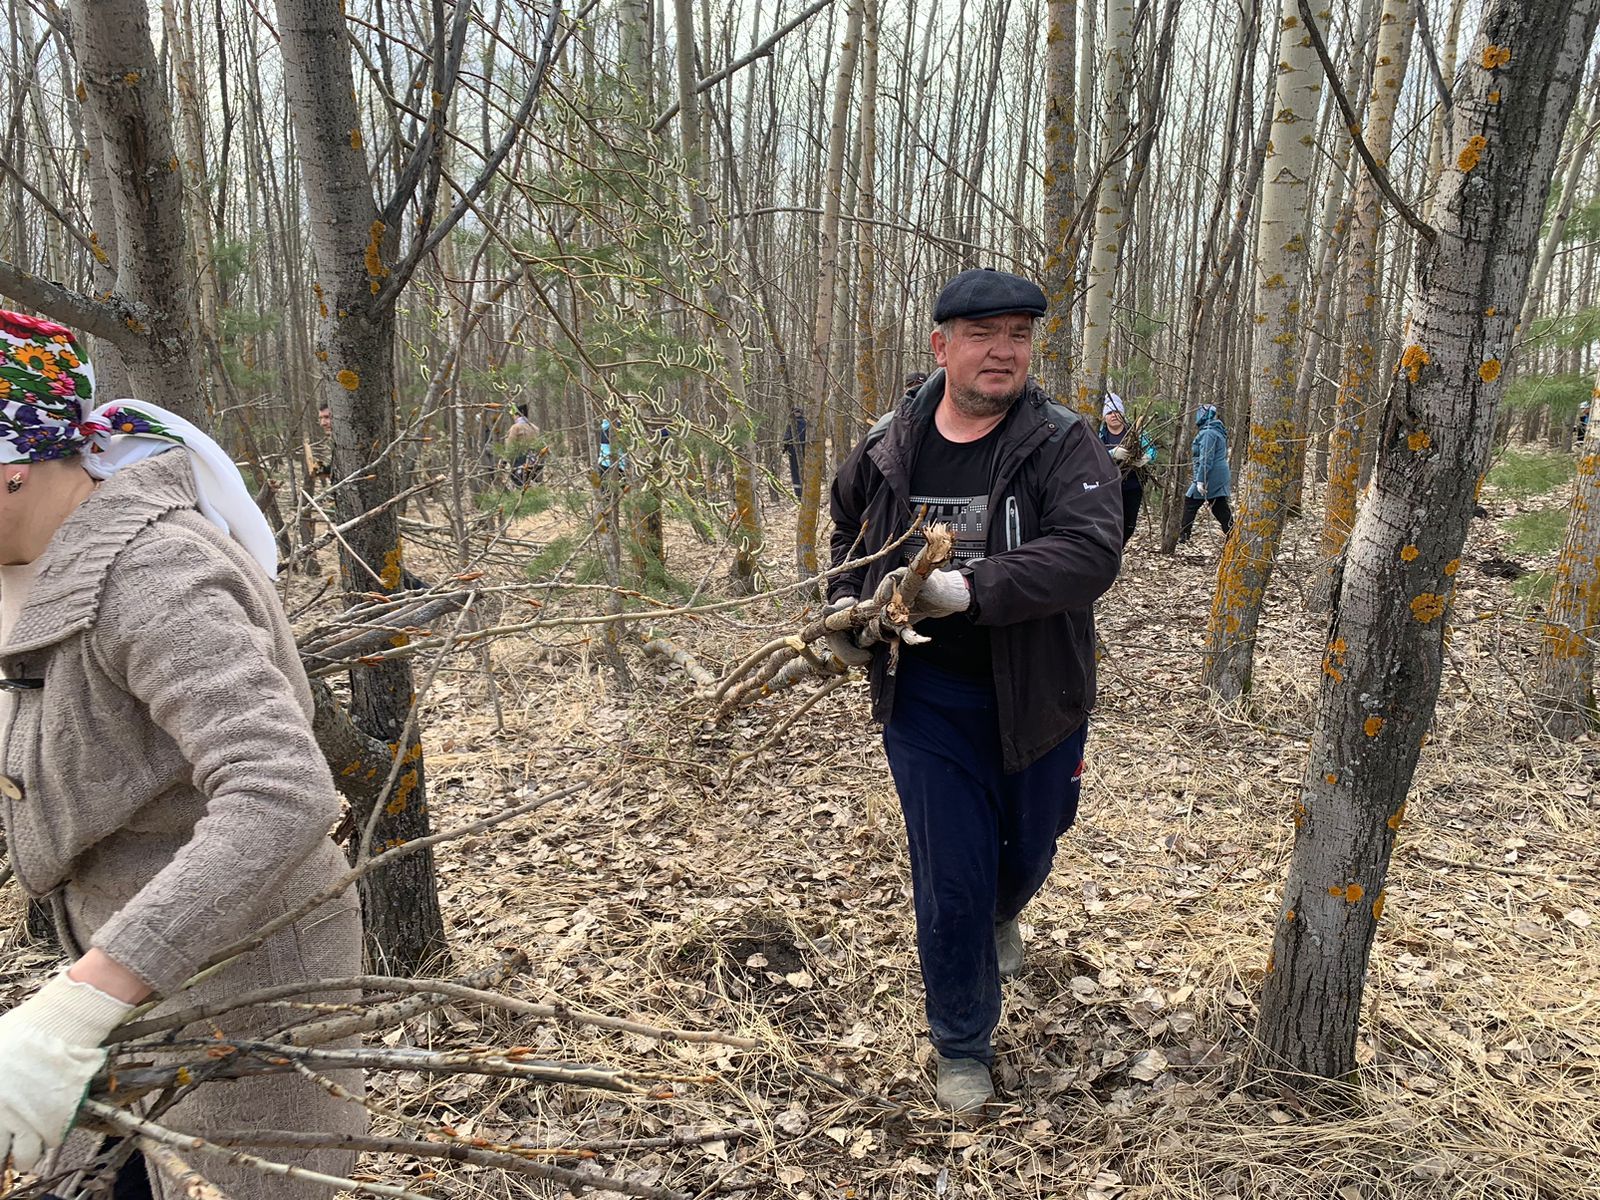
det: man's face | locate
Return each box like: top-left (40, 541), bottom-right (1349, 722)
top-left (932, 314), bottom-right (1034, 418)
top-left (318, 408), bottom-right (333, 434)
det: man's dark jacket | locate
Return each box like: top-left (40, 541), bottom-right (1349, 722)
top-left (829, 370), bottom-right (1123, 772)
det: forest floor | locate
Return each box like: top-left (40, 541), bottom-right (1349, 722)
top-left (5, 453), bottom-right (1599, 1200)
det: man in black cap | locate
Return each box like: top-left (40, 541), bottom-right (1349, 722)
top-left (825, 268), bottom-right (1123, 1112)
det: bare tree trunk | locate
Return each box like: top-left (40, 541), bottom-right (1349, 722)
top-left (795, 0), bottom-right (862, 581)
top-left (855, 0), bottom-right (883, 419)
top-left (670, 0), bottom-right (763, 592)
top-left (1077, 0), bottom-right (1136, 412)
top-left (273, 0), bottom-right (446, 975)
top-left (0, 0), bottom-right (205, 421)
top-left (1040, 0), bottom-right (1078, 404)
top-left (1258, 0), bottom-right (1600, 1081)
top-left (1318, 0), bottom-right (1416, 605)
top-left (1201, 0), bottom-right (1322, 699)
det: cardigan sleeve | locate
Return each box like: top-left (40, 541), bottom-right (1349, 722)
top-left (85, 527), bottom-right (342, 993)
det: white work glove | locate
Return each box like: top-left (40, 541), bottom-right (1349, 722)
top-left (1196, 481), bottom-right (1208, 497)
top-left (823, 596), bottom-right (873, 667)
top-left (1109, 445), bottom-right (1130, 463)
top-left (0, 971), bottom-right (134, 1171)
top-left (874, 567), bottom-right (971, 621)
top-left (1142, 447), bottom-right (1155, 466)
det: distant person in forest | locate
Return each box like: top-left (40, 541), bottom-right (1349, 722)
top-left (597, 414), bottom-right (627, 477)
top-left (1098, 393), bottom-right (1155, 545)
top-left (309, 402), bottom-right (334, 484)
top-left (1577, 400), bottom-right (1590, 442)
top-left (782, 406), bottom-right (807, 499)
top-left (1180, 403), bottom-right (1233, 543)
top-left (826, 268), bottom-right (1123, 1113)
top-left (505, 402), bottom-right (544, 486)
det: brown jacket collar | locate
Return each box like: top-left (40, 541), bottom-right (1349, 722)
top-left (3, 452), bottom-right (199, 657)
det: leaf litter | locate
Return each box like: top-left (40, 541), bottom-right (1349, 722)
top-left (2, 470), bottom-right (1597, 1198)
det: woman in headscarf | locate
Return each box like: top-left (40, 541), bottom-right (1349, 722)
top-left (0, 310), bottom-right (364, 1197)
top-left (1097, 393), bottom-right (1155, 546)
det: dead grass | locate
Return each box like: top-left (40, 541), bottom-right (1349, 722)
top-left (3, 467), bottom-right (1597, 1199)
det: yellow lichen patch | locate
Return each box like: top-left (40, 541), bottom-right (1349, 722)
top-left (1479, 358), bottom-right (1502, 383)
top-left (1327, 882), bottom-right (1365, 903)
top-left (1400, 544), bottom-right (1420, 562)
top-left (1444, 558), bottom-right (1460, 576)
top-left (350, 128), bottom-right (363, 150)
top-left (1387, 801), bottom-right (1408, 830)
top-left (1266, 953), bottom-right (1275, 974)
top-left (1400, 344), bottom-right (1430, 383)
top-left (1364, 715), bottom-right (1385, 737)
top-left (381, 544), bottom-right (405, 590)
top-left (1486, 307), bottom-right (1497, 317)
top-left (315, 349), bottom-right (329, 362)
top-left (1488, 90), bottom-right (1501, 104)
top-left (1481, 45), bottom-right (1511, 69)
top-left (337, 369), bottom-right (360, 391)
top-left (1324, 773), bottom-right (1338, 785)
top-left (1458, 134), bottom-right (1488, 173)
top-left (1285, 909), bottom-right (1296, 922)
top-left (1411, 592), bottom-right (1447, 623)
top-left (390, 633), bottom-right (410, 649)
top-left (365, 220), bottom-right (390, 284)
top-left (385, 769), bottom-right (419, 816)
top-left (123, 71), bottom-right (142, 86)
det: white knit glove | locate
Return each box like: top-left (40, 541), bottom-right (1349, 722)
top-left (822, 596), bottom-right (873, 667)
top-left (875, 567), bottom-right (971, 621)
top-left (1196, 481), bottom-right (1208, 497)
top-left (0, 971), bottom-right (134, 1171)
top-left (1109, 445), bottom-right (1130, 462)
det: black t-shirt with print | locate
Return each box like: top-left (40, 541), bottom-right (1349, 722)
top-left (903, 417), bottom-right (1005, 678)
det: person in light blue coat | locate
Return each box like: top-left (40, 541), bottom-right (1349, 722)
top-left (1179, 403), bottom-right (1233, 543)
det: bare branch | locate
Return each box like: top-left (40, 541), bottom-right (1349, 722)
top-left (1297, 0), bottom-right (1437, 245)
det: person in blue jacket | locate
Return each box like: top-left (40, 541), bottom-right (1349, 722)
top-left (1098, 393), bottom-right (1155, 545)
top-left (1179, 403), bottom-right (1232, 543)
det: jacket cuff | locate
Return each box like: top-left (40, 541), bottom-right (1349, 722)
top-left (91, 914), bottom-right (193, 996)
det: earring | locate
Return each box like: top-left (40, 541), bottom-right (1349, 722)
top-left (5, 475), bottom-right (20, 494)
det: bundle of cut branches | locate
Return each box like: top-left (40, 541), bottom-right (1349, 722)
top-left (7, 949), bottom-right (753, 1200)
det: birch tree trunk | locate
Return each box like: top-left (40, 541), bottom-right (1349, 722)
top-left (1077, 0), bottom-right (1136, 414)
top-left (795, 0), bottom-right (863, 581)
top-left (1201, 0), bottom-right (1322, 698)
top-left (1258, 0), bottom-right (1600, 1081)
top-left (273, 0), bottom-right (446, 975)
top-left (1537, 361), bottom-right (1600, 736)
top-left (1319, 0), bottom-right (1416, 602)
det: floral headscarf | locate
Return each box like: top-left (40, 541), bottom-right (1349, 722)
top-left (0, 309), bottom-right (278, 577)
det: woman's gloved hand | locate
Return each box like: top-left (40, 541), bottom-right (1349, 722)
top-left (0, 971), bottom-right (134, 1171)
top-left (873, 567), bottom-right (971, 621)
top-left (822, 596), bottom-right (873, 666)
top-left (1109, 444), bottom-right (1130, 462)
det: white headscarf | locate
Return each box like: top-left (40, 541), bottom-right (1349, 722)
top-left (0, 309), bottom-right (278, 578)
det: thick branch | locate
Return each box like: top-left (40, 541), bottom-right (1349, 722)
top-left (0, 260), bottom-right (136, 346)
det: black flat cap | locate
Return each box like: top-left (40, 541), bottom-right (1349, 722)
top-left (932, 267), bottom-right (1048, 324)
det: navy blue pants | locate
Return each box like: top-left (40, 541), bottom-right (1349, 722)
top-left (884, 655), bottom-right (1086, 1063)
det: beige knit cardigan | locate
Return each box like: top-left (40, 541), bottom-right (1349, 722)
top-left (0, 452), bottom-right (365, 1199)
